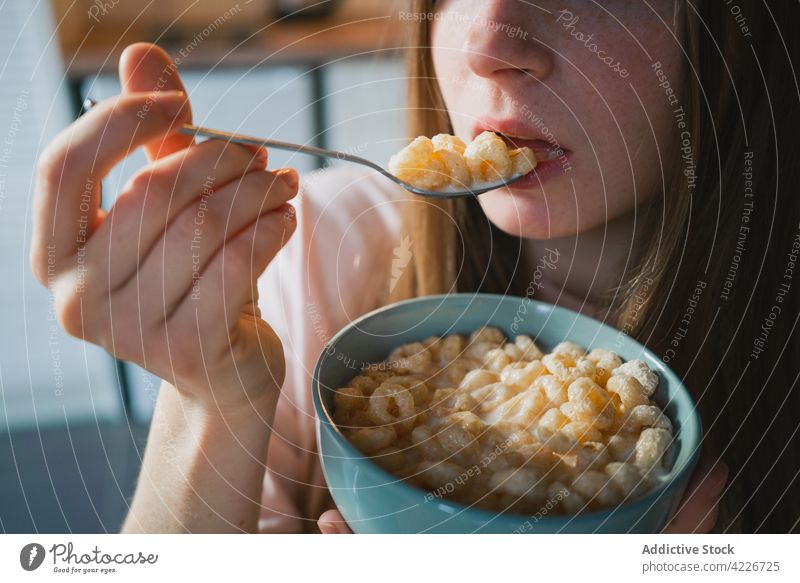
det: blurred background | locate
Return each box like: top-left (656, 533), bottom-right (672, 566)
top-left (0, 0), bottom-right (408, 532)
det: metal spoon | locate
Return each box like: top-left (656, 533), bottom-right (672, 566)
top-left (83, 98), bottom-right (528, 199)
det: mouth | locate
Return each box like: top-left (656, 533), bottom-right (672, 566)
top-left (471, 118), bottom-right (573, 189)
top-left (497, 134), bottom-right (566, 162)
top-left (472, 119), bottom-right (571, 159)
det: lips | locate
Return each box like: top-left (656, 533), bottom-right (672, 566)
top-left (471, 117), bottom-right (573, 190)
top-left (498, 135), bottom-right (565, 161)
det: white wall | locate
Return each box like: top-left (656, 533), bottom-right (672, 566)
top-left (324, 57), bottom-right (407, 167)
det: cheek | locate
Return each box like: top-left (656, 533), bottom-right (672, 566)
top-left (431, 3), bottom-right (683, 240)
top-left (595, 37), bottom-right (684, 212)
top-left (430, 18), bottom-right (459, 85)
top-left (545, 42), bottom-right (682, 235)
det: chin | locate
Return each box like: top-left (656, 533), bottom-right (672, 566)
top-left (478, 188), bottom-right (580, 241)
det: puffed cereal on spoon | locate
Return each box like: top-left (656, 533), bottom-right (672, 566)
top-left (388, 131), bottom-right (537, 192)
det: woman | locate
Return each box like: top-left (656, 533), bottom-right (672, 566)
top-left (30, 0), bottom-right (798, 533)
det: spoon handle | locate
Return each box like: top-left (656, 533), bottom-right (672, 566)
top-left (82, 98), bottom-right (491, 199)
top-left (177, 124), bottom-right (387, 174)
top-left (179, 124), bottom-right (505, 198)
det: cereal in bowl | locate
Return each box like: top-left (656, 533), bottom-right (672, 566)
top-left (333, 327), bottom-right (674, 516)
top-left (388, 131), bottom-right (536, 192)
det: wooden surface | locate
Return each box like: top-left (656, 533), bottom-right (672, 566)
top-left (52, 0), bottom-right (408, 78)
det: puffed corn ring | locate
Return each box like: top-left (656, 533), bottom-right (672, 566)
top-left (372, 446), bottom-right (407, 472)
top-left (459, 369), bottom-right (501, 392)
top-left (533, 375), bottom-right (568, 406)
top-left (634, 427), bottom-right (673, 468)
top-left (464, 131), bottom-right (513, 182)
top-left (612, 359), bottom-right (659, 396)
top-left (348, 374), bottom-right (379, 395)
top-left (483, 347), bottom-right (512, 372)
top-left (606, 374), bottom-right (649, 411)
top-left (384, 375), bottom-right (431, 406)
top-left (489, 468), bottom-right (547, 503)
top-left (605, 462), bottom-right (647, 498)
top-left (515, 335), bottom-right (544, 361)
top-left (387, 136), bottom-right (449, 191)
top-left (387, 341), bottom-right (433, 375)
top-left (389, 132), bottom-right (536, 192)
top-left (432, 133), bottom-right (466, 154)
top-left (349, 425), bottom-right (397, 454)
top-left (623, 404), bottom-right (673, 432)
top-left (552, 341), bottom-right (586, 361)
top-left (334, 331), bottom-right (673, 516)
top-left (469, 326), bottom-right (505, 346)
top-left (334, 386), bottom-right (364, 414)
top-left (368, 383), bottom-right (417, 433)
top-left (439, 334), bottom-right (467, 362)
top-left (500, 360), bottom-right (546, 389)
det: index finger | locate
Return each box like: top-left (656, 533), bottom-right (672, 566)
top-left (119, 42), bottom-right (194, 161)
top-left (31, 91), bottom-right (190, 282)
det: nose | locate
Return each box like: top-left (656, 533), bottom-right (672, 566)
top-left (463, 3), bottom-right (554, 83)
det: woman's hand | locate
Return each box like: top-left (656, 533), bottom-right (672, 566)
top-left (31, 42), bottom-right (300, 532)
top-left (30, 42), bottom-right (298, 412)
top-left (317, 457), bottom-right (728, 534)
top-left (663, 456), bottom-right (728, 533)
top-left (318, 510), bottom-right (352, 534)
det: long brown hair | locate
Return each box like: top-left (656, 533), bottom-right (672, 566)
top-left (389, 0), bottom-right (800, 533)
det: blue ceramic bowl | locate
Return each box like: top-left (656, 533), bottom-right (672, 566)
top-left (312, 293), bottom-right (702, 533)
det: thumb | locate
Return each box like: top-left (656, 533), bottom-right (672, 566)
top-left (241, 282), bottom-right (262, 319)
top-left (663, 457), bottom-right (728, 533)
top-left (119, 42), bottom-right (194, 161)
top-left (318, 510), bottom-right (352, 534)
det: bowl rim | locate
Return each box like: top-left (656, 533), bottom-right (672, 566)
top-left (312, 292), bottom-right (703, 528)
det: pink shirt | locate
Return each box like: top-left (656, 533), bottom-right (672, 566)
top-left (256, 166), bottom-right (405, 532)
top-left (255, 165), bottom-right (602, 532)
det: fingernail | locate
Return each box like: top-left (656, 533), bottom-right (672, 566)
top-left (281, 168), bottom-right (299, 190)
top-left (318, 522), bottom-right (337, 535)
top-left (242, 143), bottom-right (268, 164)
top-left (156, 91), bottom-right (187, 120)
